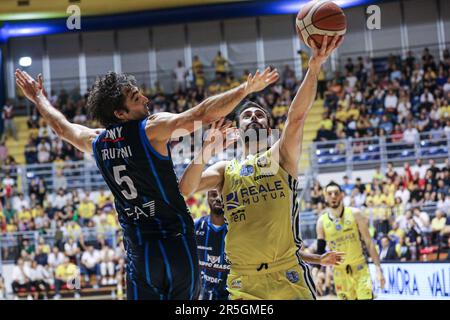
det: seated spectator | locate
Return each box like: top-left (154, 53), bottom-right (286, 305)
top-left (54, 257), bottom-right (80, 299)
top-left (0, 274), bottom-right (5, 300)
top-left (11, 258), bottom-right (32, 300)
top-left (27, 260), bottom-right (51, 300)
top-left (64, 238), bottom-right (80, 263)
top-left (78, 196), bottom-right (96, 226)
top-left (431, 210), bottom-right (447, 245)
top-left (379, 236), bottom-right (399, 261)
top-left (47, 247), bottom-right (65, 271)
top-left (395, 236), bottom-right (411, 261)
top-left (81, 245), bottom-right (100, 288)
top-left (388, 221), bottom-right (405, 244)
top-left (99, 245), bottom-right (116, 286)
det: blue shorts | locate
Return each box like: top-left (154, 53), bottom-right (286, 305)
top-left (125, 233), bottom-right (200, 300)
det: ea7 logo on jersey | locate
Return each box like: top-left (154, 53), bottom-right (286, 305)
top-left (124, 201), bottom-right (155, 220)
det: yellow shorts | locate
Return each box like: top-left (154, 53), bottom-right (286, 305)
top-left (333, 263), bottom-right (373, 300)
top-left (227, 257), bottom-right (316, 300)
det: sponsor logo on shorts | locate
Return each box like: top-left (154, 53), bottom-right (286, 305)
top-left (286, 270), bottom-right (299, 284)
top-left (240, 165), bottom-right (254, 177)
top-left (231, 279), bottom-right (242, 289)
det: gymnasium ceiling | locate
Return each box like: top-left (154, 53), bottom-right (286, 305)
top-left (0, 0), bottom-right (252, 21)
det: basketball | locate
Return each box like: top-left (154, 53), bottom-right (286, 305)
top-left (296, 0), bottom-right (347, 48)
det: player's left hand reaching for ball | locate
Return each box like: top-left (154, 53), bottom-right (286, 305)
top-left (319, 251), bottom-right (345, 266)
top-left (309, 35), bottom-right (344, 71)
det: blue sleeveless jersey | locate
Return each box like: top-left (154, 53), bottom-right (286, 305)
top-left (194, 216), bottom-right (229, 300)
top-left (92, 118), bottom-right (194, 244)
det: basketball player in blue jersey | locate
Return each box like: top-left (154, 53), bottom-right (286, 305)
top-left (15, 67), bottom-right (279, 300)
top-left (194, 189), bottom-right (229, 300)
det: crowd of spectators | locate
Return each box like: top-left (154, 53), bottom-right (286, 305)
top-left (315, 48), bottom-right (450, 144)
top-left (1, 49), bottom-right (450, 299)
top-left (304, 158), bottom-right (450, 297)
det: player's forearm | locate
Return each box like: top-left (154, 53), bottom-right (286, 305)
top-left (179, 151), bottom-right (208, 197)
top-left (34, 93), bottom-right (71, 136)
top-left (192, 84), bottom-right (247, 124)
top-left (287, 62), bottom-right (320, 123)
top-left (299, 251), bottom-right (322, 265)
top-left (366, 240), bottom-right (382, 267)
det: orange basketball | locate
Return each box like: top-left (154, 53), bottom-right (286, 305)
top-left (296, 0), bottom-right (347, 48)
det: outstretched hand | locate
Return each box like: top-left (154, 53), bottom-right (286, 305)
top-left (320, 251), bottom-right (345, 266)
top-left (309, 35), bottom-right (344, 69)
top-left (15, 69), bottom-right (45, 104)
top-left (243, 66), bottom-right (280, 95)
top-left (203, 118), bottom-right (239, 160)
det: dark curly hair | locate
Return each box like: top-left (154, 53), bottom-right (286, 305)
top-left (87, 71), bottom-right (137, 127)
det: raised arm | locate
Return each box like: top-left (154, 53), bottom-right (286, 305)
top-left (179, 119), bottom-right (238, 197)
top-left (15, 70), bottom-right (100, 154)
top-left (146, 67), bottom-right (279, 142)
top-left (277, 36), bottom-right (343, 177)
top-left (354, 208), bottom-right (386, 289)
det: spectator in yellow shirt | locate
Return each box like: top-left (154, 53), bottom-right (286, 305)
top-left (319, 112), bottom-right (333, 131)
top-left (97, 189), bottom-right (109, 209)
top-left (335, 104), bottom-right (348, 123)
top-left (54, 257), bottom-right (80, 299)
top-left (388, 221), bottom-right (405, 243)
top-left (431, 210), bottom-right (447, 244)
top-left (347, 103), bottom-right (360, 121)
top-left (213, 51), bottom-right (227, 78)
top-left (78, 197), bottom-right (96, 225)
top-left (17, 208), bottom-right (32, 223)
top-left (31, 204), bottom-right (44, 218)
top-left (66, 221), bottom-right (82, 241)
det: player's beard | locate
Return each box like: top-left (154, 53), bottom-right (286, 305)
top-left (242, 123), bottom-right (270, 146)
top-left (210, 201), bottom-right (224, 216)
top-left (211, 207), bottom-right (224, 216)
top-left (327, 200), bottom-right (342, 209)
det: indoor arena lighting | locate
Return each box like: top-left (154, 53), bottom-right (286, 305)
top-left (277, 0), bottom-right (375, 13)
top-left (19, 56), bottom-right (32, 67)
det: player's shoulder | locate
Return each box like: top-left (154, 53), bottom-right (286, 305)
top-left (346, 206), bottom-right (363, 219)
top-left (194, 216), bottom-right (208, 228)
